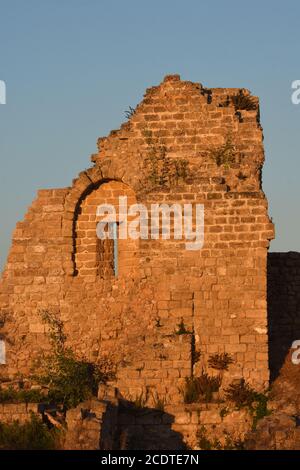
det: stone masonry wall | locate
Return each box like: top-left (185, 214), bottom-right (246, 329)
top-left (0, 403), bottom-right (39, 424)
top-left (118, 403), bottom-right (253, 450)
top-left (268, 252), bottom-right (300, 380)
top-left (64, 398), bottom-right (118, 450)
top-left (0, 75), bottom-right (274, 404)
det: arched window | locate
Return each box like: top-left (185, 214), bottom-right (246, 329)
top-left (96, 221), bottom-right (118, 278)
top-left (74, 181), bottom-right (138, 278)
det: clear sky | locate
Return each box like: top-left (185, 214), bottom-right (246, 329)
top-left (0, 0), bottom-right (300, 270)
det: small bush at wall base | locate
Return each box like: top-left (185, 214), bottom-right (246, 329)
top-left (251, 394), bottom-right (271, 430)
top-left (0, 413), bottom-right (61, 450)
top-left (33, 310), bottom-right (115, 410)
top-left (34, 348), bottom-right (107, 410)
top-left (224, 379), bottom-right (271, 429)
top-left (151, 392), bottom-right (167, 412)
top-left (196, 426), bottom-right (219, 450)
top-left (196, 426), bottom-right (245, 450)
top-left (223, 435), bottom-right (245, 450)
top-left (182, 372), bottom-right (221, 404)
top-left (224, 379), bottom-right (260, 409)
top-left (132, 391), bottom-right (148, 409)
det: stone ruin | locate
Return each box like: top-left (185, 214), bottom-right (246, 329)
top-left (2, 74), bottom-right (298, 449)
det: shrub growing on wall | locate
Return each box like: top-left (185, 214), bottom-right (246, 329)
top-left (182, 372), bottom-right (222, 403)
top-left (33, 310), bottom-right (114, 409)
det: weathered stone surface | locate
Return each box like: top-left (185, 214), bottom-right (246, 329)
top-left (0, 403), bottom-right (39, 424)
top-left (64, 398), bottom-right (118, 450)
top-left (0, 75), bottom-right (273, 404)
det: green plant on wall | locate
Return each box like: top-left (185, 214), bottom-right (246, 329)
top-left (151, 391), bottom-right (167, 412)
top-left (145, 144), bottom-right (170, 186)
top-left (224, 379), bottom-right (259, 409)
top-left (208, 353), bottom-right (234, 371)
top-left (128, 387), bottom-right (151, 409)
top-left (224, 379), bottom-right (271, 430)
top-left (231, 91), bottom-right (257, 111)
top-left (132, 391), bottom-right (147, 409)
top-left (145, 146), bottom-right (160, 186)
top-left (182, 371), bottom-right (222, 404)
top-left (32, 310), bottom-right (115, 409)
top-left (196, 425), bottom-right (245, 450)
top-left (39, 310), bottom-right (66, 353)
top-left (210, 134), bottom-right (239, 168)
top-left (174, 318), bottom-right (192, 335)
top-left (124, 106), bottom-right (136, 119)
top-left (196, 425), bottom-right (220, 450)
top-left (174, 159), bottom-right (189, 180)
top-left (0, 310), bottom-right (9, 328)
top-left (142, 128), bottom-right (190, 187)
top-left (219, 406), bottom-right (230, 419)
top-left (0, 386), bottom-right (45, 404)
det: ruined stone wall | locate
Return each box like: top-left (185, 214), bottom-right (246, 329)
top-left (118, 403), bottom-right (253, 450)
top-left (64, 398), bottom-right (118, 450)
top-left (0, 403), bottom-right (39, 424)
top-left (0, 75), bottom-right (274, 403)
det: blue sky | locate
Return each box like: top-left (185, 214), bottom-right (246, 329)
top-left (0, 0), bottom-right (300, 270)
